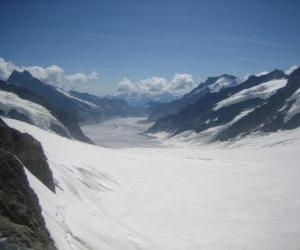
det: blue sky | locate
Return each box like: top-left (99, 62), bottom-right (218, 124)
top-left (0, 0), bottom-right (300, 95)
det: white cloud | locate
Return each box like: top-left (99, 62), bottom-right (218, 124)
top-left (0, 58), bottom-right (21, 80)
top-left (65, 71), bottom-right (98, 83)
top-left (0, 57), bottom-right (99, 90)
top-left (169, 73), bottom-right (194, 90)
top-left (117, 78), bottom-right (137, 92)
top-left (117, 73), bottom-right (194, 96)
top-left (138, 76), bottom-right (168, 93)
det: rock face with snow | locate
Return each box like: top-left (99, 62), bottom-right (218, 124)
top-left (0, 118), bottom-right (55, 192)
top-left (69, 90), bottom-right (133, 119)
top-left (148, 68), bottom-right (300, 141)
top-left (5, 70), bottom-right (137, 143)
top-left (8, 70), bottom-right (134, 123)
top-left (217, 67), bottom-right (300, 140)
top-left (0, 118), bottom-right (56, 249)
top-left (0, 89), bottom-right (70, 137)
top-left (148, 74), bottom-right (237, 121)
top-left (0, 80), bottom-right (91, 142)
top-left (8, 70), bottom-right (100, 123)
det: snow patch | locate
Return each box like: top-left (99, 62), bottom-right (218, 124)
top-left (209, 76), bottom-right (238, 93)
top-left (214, 79), bottom-right (287, 110)
top-left (285, 65), bottom-right (299, 75)
top-left (284, 88), bottom-right (300, 122)
top-left (0, 90), bottom-right (69, 135)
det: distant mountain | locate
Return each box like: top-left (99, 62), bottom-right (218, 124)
top-left (0, 79), bottom-right (91, 143)
top-left (148, 68), bottom-right (300, 141)
top-left (148, 74), bottom-right (238, 121)
top-left (8, 70), bottom-right (103, 123)
top-left (112, 92), bottom-right (178, 108)
top-left (69, 90), bottom-right (133, 119)
top-left (5, 70), bottom-right (135, 143)
top-left (0, 83), bottom-right (70, 137)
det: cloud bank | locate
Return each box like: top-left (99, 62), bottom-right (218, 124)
top-left (0, 58), bottom-right (99, 90)
top-left (117, 73), bottom-right (195, 95)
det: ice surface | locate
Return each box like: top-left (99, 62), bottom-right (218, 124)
top-left (4, 117), bottom-right (300, 250)
top-left (82, 117), bottom-right (161, 148)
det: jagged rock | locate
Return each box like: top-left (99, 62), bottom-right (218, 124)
top-left (0, 149), bottom-right (56, 250)
top-left (0, 118), bottom-right (55, 192)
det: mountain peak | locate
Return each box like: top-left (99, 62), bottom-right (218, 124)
top-left (220, 74), bottom-right (236, 80)
top-left (8, 69), bottom-right (35, 83)
top-left (208, 74), bottom-right (238, 93)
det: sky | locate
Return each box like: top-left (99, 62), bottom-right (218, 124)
top-left (0, 0), bottom-right (300, 95)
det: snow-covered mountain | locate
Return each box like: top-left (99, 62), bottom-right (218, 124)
top-left (149, 67), bottom-right (300, 141)
top-left (148, 74), bottom-right (238, 121)
top-left (2, 70), bottom-right (138, 142)
top-left (112, 92), bottom-right (178, 108)
top-left (0, 89), bottom-right (70, 137)
top-left (8, 70), bottom-right (133, 124)
top-left (1, 65), bottom-right (300, 250)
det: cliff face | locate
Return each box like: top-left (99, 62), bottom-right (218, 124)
top-left (0, 118), bottom-right (57, 249)
top-left (0, 149), bottom-right (56, 249)
top-left (0, 118), bottom-right (55, 192)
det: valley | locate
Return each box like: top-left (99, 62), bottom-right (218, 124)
top-left (82, 117), bottom-right (161, 148)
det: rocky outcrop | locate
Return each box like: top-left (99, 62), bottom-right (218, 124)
top-left (0, 149), bottom-right (56, 249)
top-left (0, 118), bottom-right (55, 192)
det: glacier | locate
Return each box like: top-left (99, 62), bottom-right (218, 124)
top-left (3, 117), bottom-right (300, 250)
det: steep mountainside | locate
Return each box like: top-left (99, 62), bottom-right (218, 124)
top-left (0, 118), bottom-right (56, 249)
top-left (148, 68), bottom-right (300, 141)
top-left (217, 67), bottom-right (300, 140)
top-left (148, 74), bottom-right (237, 121)
top-left (8, 70), bottom-right (134, 124)
top-left (0, 80), bottom-right (91, 143)
top-left (0, 118), bottom-right (55, 192)
top-left (7, 70), bottom-right (102, 123)
top-left (70, 90), bottom-right (133, 120)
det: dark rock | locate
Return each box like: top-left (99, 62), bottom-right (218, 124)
top-left (0, 149), bottom-right (56, 249)
top-left (0, 118), bottom-right (55, 192)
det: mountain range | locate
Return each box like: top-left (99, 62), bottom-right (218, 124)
top-left (0, 70), bottom-right (137, 143)
top-left (148, 67), bottom-right (300, 142)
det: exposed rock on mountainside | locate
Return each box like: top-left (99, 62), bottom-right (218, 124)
top-left (0, 149), bottom-right (56, 250)
top-left (0, 118), bottom-right (56, 249)
top-left (0, 118), bottom-right (55, 192)
top-left (0, 80), bottom-right (91, 143)
top-left (148, 74), bottom-right (237, 121)
top-left (149, 68), bottom-right (300, 141)
top-left (217, 67), bottom-right (300, 140)
top-left (6, 70), bottom-right (138, 143)
top-left (70, 90), bottom-right (133, 120)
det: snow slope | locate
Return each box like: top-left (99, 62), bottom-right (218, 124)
top-left (208, 76), bottom-right (238, 93)
top-left (4, 117), bottom-right (300, 250)
top-left (214, 79), bottom-right (288, 110)
top-left (285, 88), bottom-right (300, 122)
top-left (0, 90), bottom-right (69, 135)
